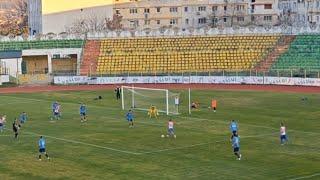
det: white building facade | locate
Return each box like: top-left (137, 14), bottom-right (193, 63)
top-left (28, 0), bottom-right (42, 35)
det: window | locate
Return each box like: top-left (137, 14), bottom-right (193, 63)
top-left (129, 20), bottom-right (139, 28)
top-left (129, 8), bottom-right (138, 14)
top-left (198, 18), bottom-right (207, 24)
top-left (198, 6), bottom-right (206, 12)
top-left (115, 9), bottom-right (120, 15)
top-left (170, 19), bottom-right (178, 25)
top-left (223, 17), bottom-right (227, 22)
top-left (185, 7), bottom-right (188, 12)
top-left (237, 17), bottom-right (244, 22)
top-left (264, 4), bottom-right (272, 9)
top-left (224, 6), bottom-right (227, 11)
top-left (212, 6), bottom-right (218, 12)
top-left (144, 8), bottom-right (150, 13)
top-left (264, 16), bottom-right (272, 21)
top-left (144, 20), bottom-right (150, 25)
top-left (157, 20), bottom-right (161, 25)
top-left (185, 18), bottom-right (189, 24)
top-left (170, 7), bottom-right (178, 13)
top-left (252, 0), bottom-right (255, 2)
top-left (236, 5), bottom-right (245, 11)
top-left (212, 18), bottom-right (218, 24)
top-left (156, 7), bottom-right (161, 13)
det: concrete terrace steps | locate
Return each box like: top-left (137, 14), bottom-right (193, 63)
top-left (254, 36), bottom-right (296, 72)
top-left (80, 40), bottom-right (100, 76)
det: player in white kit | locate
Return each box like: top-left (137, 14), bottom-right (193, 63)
top-left (0, 115), bottom-right (6, 132)
top-left (174, 96), bottom-right (179, 112)
top-left (280, 122), bottom-right (288, 145)
top-left (167, 119), bottom-right (176, 138)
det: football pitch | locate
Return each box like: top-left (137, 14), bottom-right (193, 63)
top-left (0, 89), bottom-right (319, 179)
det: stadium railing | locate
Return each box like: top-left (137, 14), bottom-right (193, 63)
top-left (88, 69), bottom-right (320, 79)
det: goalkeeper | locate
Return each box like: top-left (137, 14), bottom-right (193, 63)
top-left (148, 105), bottom-right (159, 119)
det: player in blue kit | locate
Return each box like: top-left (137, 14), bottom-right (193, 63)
top-left (232, 133), bottom-right (242, 160)
top-left (38, 136), bottom-right (50, 161)
top-left (126, 110), bottom-right (134, 128)
top-left (19, 112), bottom-right (28, 124)
top-left (230, 120), bottom-right (238, 137)
top-left (80, 103), bottom-right (87, 123)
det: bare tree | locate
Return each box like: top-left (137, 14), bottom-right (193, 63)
top-left (66, 13), bottom-right (112, 35)
top-left (105, 14), bottom-right (123, 31)
top-left (0, 0), bottom-right (28, 36)
top-left (87, 14), bottom-right (105, 32)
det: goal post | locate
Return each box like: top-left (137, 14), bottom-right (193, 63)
top-left (121, 86), bottom-right (180, 115)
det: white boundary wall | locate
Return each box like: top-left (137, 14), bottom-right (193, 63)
top-left (54, 76), bottom-right (320, 87)
top-left (0, 75), bottom-right (10, 85)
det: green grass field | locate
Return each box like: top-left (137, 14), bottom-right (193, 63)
top-left (0, 89), bottom-right (319, 180)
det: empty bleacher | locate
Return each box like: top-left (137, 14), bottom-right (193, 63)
top-left (0, 39), bottom-right (84, 51)
top-left (272, 35), bottom-right (320, 70)
top-left (95, 35), bottom-right (280, 74)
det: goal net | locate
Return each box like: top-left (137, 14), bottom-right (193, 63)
top-left (121, 86), bottom-right (180, 115)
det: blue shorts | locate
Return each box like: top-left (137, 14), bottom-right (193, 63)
top-left (39, 148), bottom-right (46, 153)
top-left (54, 112), bottom-right (59, 116)
top-left (0, 123), bottom-right (3, 127)
top-left (233, 147), bottom-right (240, 153)
top-left (280, 135), bottom-right (287, 140)
top-left (80, 112), bottom-right (86, 116)
top-left (127, 119), bottom-right (133, 122)
top-left (168, 128), bottom-right (174, 134)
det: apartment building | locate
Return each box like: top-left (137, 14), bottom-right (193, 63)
top-left (113, 0), bottom-right (279, 30)
top-left (279, 0), bottom-right (320, 25)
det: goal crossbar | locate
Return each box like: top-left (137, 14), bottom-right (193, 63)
top-left (121, 86), bottom-right (168, 92)
top-left (121, 86), bottom-right (179, 115)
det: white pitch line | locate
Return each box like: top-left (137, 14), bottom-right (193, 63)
top-left (0, 134), bottom-right (34, 137)
top-left (2, 95), bottom-right (319, 136)
top-left (140, 132), bottom-right (278, 154)
top-left (181, 116), bottom-right (320, 135)
top-left (288, 173), bottom-right (320, 180)
top-left (22, 130), bottom-right (141, 155)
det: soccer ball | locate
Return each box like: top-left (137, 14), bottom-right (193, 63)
top-left (161, 135), bottom-right (165, 138)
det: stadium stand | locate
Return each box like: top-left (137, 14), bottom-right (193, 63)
top-left (90, 35), bottom-right (280, 75)
top-left (0, 40), bottom-right (84, 51)
top-left (81, 40), bottom-right (100, 75)
top-left (272, 35), bottom-right (320, 70)
top-left (255, 36), bottom-right (296, 72)
top-left (18, 74), bottom-right (51, 85)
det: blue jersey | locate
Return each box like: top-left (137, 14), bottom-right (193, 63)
top-left (230, 122), bottom-right (238, 132)
top-left (52, 102), bottom-right (57, 110)
top-left (126, 112), bottom-right (134, 120)
top-left (19, 114), bottom-right (27, 122)
top-left (39, 138), bottom-right (46, 149)
top-left (232, 136), bottom-right (240, 148)
top-left (80, 105), bottom-right (87, 114)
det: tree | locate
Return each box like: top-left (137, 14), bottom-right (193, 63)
top-left (105, 14), bottom-right (123, 31)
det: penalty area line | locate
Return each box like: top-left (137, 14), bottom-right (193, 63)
top-left (288, 173), bottom-right (320, 180)
top-left (22, 130), bottom-right (142, 155)
top-left (140, 132), bottom-right (278, 155)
